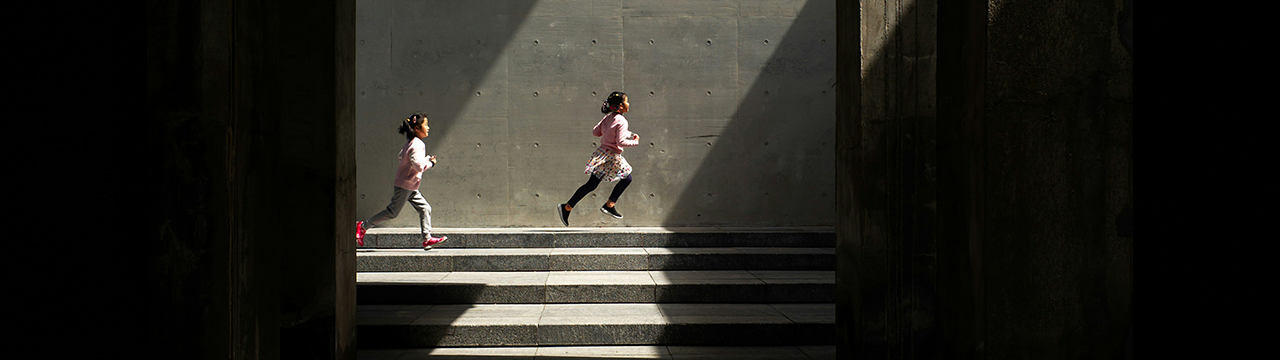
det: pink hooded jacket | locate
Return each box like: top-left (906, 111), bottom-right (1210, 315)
top-left (394, 137), bottom-right (434, 190)
top-left (593, 113), bottom-right (640, 153)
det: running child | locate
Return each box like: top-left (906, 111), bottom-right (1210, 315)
top-left (559, 91), bottom-right (639, 225)
top-left (356, 112), bottom-right (448, 249)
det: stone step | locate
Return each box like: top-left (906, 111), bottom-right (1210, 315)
top-left (357, 248), bottom-right (835, 272)
top-left (359, 345), bottom-right (836, 359)
top-left (357, 270), bottom-right (834, 305)
top-left (361, 227), bottom-right (835, 249)
top-left (357, 303), bottom-right (835, 348)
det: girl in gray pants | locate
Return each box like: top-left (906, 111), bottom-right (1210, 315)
top-left (356, 112), bottom-right (448, 249)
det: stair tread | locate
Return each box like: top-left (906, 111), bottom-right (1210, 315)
top-left (357, 303), bottom-right (834, 326)
top-left (358, 270), bottom-right (834, 286)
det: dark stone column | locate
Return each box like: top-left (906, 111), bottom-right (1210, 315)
top-left (144, 0), bottom-right (282, 357)
top-left (838, 0), bottom-right (939, 358)
top-left (277, 0), bottom-right (357, 358)
top-left (936, 0), bottom-right (987, 357)
top-left (144, 0), bottom-right (355, 358)
top-left (981, 0), bottom-right (1132, 357)
top-left (834, 0), bottom-right (861, 356)
top-left (840, 0), bottom-right (1130, 358)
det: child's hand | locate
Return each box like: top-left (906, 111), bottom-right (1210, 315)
top-left (428, 155), bottom-right (437, 164)
top-left (630, 133), bottom-right (639, 141)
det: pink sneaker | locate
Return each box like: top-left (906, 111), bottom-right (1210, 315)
top-left (356, 221), bottom-right (367, 246)
top-left (422, 236), bottom-right (448, 250)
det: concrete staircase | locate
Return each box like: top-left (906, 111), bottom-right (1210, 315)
top-left (356, 228), bottom-right (836, 359)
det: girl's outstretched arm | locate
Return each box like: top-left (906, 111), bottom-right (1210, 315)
top-left (617, 121), bottom-right (640, 148)
top-left (406, 140), bottom-right (433, 172)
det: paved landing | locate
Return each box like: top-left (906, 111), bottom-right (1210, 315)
top-left (359, 345), bottom-right (837, 359)
top-left (357, 248), bottom-right (836, 272)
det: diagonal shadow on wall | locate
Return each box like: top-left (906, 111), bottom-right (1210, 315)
top-left (355, 0), bottom-right (539, 224)
top-left (658, 0), bottom-right (837, 227)
top-left (357, 0), bottom-right (538, 145)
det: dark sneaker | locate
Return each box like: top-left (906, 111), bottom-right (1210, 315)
top-left (356, 221), bottom-right (367, 246)
top-left (558, 203), bottom-right (571, 226)
top-left (601, 205), bottom-right (623, 219)
top-left (423, 236), bottom-right (448, 250)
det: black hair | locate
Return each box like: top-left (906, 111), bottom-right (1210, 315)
top-left (398, 112), bottom-right (428, 140)
top-left (600, 91), bottom-right (627, 114)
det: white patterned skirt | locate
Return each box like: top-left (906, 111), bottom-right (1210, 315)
top-left (584, 146), bottom-right (633, 182)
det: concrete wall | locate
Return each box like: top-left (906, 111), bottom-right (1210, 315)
top-left (837, 0), bottom-right (1132, 358)
top-left (355, 0), bottom-right (836, 228)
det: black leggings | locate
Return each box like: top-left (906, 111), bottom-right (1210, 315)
top-left (567, 174), bottom-right (633, 208)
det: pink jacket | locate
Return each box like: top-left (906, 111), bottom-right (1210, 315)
top-left (394, 137), bottom-right (434, 190)
top-left (593, 113), bottom-right (640, 153)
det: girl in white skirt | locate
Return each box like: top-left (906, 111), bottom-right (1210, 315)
top-left (559, 91), bottom-right (639, 225)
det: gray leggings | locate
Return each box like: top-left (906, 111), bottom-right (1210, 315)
top-left (365, 186), bottom-right (432, 238)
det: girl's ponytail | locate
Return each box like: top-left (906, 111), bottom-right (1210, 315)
top-left (600, 91), bottom-right (627, 114)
